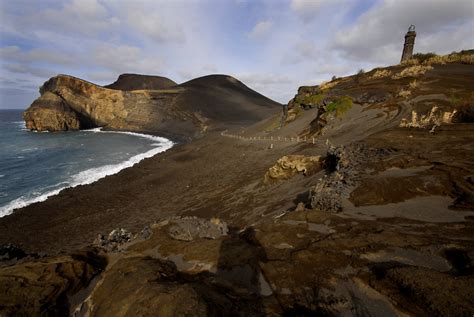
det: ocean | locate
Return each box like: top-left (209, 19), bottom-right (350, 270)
top-left (0, 109), bottom-right (173, 217)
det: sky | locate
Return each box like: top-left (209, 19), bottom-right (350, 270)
top-left (0, 0), bottom-right (473, 109)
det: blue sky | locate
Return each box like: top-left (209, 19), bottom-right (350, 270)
top-left (0, 0), bottom-right (473, 109)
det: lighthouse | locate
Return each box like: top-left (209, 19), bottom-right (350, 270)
top-left (401, 25), bottom-right (416, 62)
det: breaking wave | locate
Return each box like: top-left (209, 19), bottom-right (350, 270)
top-left (0, 129), bottom-right (173, 217)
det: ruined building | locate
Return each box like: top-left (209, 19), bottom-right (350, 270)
top-left (401, 25), bottom-right (416, 62)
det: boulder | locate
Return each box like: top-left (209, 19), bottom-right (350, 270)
top-left (167, 217), bottom-right (228, 241)
top-left (264, 155), bottom-right (322, 183)
top-left (93, 228), bottom-right (133, 252)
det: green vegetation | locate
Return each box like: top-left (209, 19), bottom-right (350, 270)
top-left (265, 116), bottom-right (281, 131)
top-left (295, 92), bottom-right (326, 105)
top-left (449, 95), bottom-right (463, 106)
top-left (325, 96), bottom-right (353, 116)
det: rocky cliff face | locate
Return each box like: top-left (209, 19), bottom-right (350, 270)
top-left (23, 74), bottom-right (281, 138)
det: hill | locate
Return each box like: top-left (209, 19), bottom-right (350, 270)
top-left (177, 75), bottom-right (280, 125)
top-left (104, 73), bottom-right (177, 91)
top-left (22, 74), bottom-right (281, 139)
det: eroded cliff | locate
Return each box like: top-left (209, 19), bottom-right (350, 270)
top-left (23, 74), bottom-right (281, 139)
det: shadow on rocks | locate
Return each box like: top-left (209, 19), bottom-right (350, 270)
top-left (215, 226), bottom-right (271, 316)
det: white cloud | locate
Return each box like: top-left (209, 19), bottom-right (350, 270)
top-left (3, 63), bottom-right (55, 78)
top-left (331, 0), bottom-right (474, 63)
top-left (122, 7), bottom-right (185, 42)
top-left (290, 0), bottom-right (347, 22)
top-left (237, 73), bottom-right (292, 86)
top-left (248, 20), bottom-right (273, 39)
top-left (0, 46), bottom-right (79, 66)
top-left (92, 43), bottom-right (163, 76)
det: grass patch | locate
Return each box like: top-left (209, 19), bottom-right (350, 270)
top-left (408, 80), bottom-right (418, 89)
top-left (449, 95), bottom-right (463, 106)
top-left (265, 116), bottom-right (281, 131)
top-left (325, 96), bottom-right (353, 116)
top-left (370, 69), bottom-right (391, 79)
top-left (403, 51), bottom-right (474, 66)
top-left (295, 92), bottom-right (326, 105)
top-left (392, 65), bottom-right (433, 79)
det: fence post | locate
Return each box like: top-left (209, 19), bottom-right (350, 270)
top-left (312, 137), bottom-right (315, 144)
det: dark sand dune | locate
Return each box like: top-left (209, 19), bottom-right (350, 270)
top-left (176, 74), bottom-right (281, 125)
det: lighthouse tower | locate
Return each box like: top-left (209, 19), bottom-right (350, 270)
top-left (401, 25), bottom-right (416, 62)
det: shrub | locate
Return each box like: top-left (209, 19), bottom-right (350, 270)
top-left (449, 95), bottom-right (462, 106)
top-left (392, 65), bottom-right (433, 79)
top-left (397, 88), bottom-right (411, 99)
top-left (296, 92), bottom-right (326, 105)
top-left (420, 51), bottom-right (474, 65)
top-left (401, 58), bottom-right (420, 66)
top-left (370, 69), bottom-right (391, 79)
top-left (408, 80), bottom-right (418, 89)
top-left (357, 68), bottom-right (365, 75)
top-left (412, 52), bottom-right (437, 64)
top-left (325, 96), bottom-right (353, 116)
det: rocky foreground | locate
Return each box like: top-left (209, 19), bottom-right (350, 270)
top-left (1, 52), bottom-right (474, 316)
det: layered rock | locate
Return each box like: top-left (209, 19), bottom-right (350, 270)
top-left (264, 155), bottom-right (322, 183)
top-left (24, 92), bottom-right (82, 131)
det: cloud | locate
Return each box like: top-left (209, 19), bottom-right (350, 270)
top-left (0, 46), bottom-right (79, 66)
top-left (248, 20), bottom-right (273, 39)
top-left (290, 0), bottom-right (347, 22)
top-left (3, 63), bottom-right (55, 79)
top-left (120, 6), bottom-right (185, 43)
top-left (331, 0), bottom-right (474, 63)
top-left (91, 43), bottom-right (164, 80)
top-left (237, 73), bottom-right (292, 86)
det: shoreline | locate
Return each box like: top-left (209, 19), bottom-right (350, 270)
top-left (0, 127), bottom-right (175, 217)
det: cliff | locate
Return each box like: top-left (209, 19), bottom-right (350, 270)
top-left (23, 74), bottom-right (281, 138)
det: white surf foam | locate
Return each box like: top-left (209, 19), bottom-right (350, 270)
top-left (0, 130), bottom-right (174, 217)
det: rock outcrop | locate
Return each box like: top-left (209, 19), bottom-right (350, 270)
top-left (265, 155), bottom-right (322, 183)
top-left (24, 92), bottom-right (82, 131)
top-left (23, 74), bottom-right (281, 138)
top-left (0, 250), bottom-right (106, 316)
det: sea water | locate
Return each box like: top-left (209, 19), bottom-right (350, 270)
top-left (0, 109), bottom-right (173, 217)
